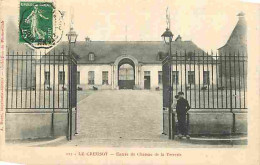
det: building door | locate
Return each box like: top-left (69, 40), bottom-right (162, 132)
top-left (118, 63), bottom-right (135, 89)
top-left (144, 71), bottom-right (150, 89)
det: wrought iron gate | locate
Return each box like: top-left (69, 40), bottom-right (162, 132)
top-left (162, 51), bottom-right (247, 139)
top-left (5, 49), bottom-right (77, 140)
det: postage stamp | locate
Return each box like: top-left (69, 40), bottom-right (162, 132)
top-left (19, 1), bottom-right (64, 49)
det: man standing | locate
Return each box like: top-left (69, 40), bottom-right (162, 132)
top-left (176, 91), bottom-right (190, 139)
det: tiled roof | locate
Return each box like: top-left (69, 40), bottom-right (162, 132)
top-left (49, 40), bottom-right (211, 64)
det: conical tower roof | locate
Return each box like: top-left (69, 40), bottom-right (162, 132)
top-left (218, 12), bottom-right (247, 54)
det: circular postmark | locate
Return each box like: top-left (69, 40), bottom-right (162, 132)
top-left (19, 2), bottom-right (64, 49)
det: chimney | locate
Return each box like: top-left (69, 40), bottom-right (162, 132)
top-left (237, 12), bottom-right (245, 20)
top-left (175, 35), bottom-right (182, 42)
top-left (85, 36), bottom-right (91, 44)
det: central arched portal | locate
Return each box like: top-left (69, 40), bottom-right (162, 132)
top-left (118, 58), bottom-right (135, 89)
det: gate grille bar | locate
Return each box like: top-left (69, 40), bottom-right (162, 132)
top-left (162, 50), bottom-right (247, 110)
top-left (5, 48), bottom-right (78, 141)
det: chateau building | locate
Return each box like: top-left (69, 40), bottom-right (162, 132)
top-left (36, 39), bottom-right (217, 90)
top-left (35, 12), bottom-right (247, 91)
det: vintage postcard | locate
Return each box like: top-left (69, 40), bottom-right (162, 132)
top-left (0, 0), bottom-right (259, 164)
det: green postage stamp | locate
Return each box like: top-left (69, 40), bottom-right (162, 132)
top-left (19, 1), bottom-right (64, 49)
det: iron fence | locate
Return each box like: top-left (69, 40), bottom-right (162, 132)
top-left (162, 51), bottom-right (247, 111)
top-left (5, 50), bottom-right (78, 111)
top-left (5, 49), bottom-right (78, 140)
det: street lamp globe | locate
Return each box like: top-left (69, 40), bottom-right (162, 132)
top-left (161, 28), bottom-right (173, 44)
top-left (66, 27), bottom-right (78, 44)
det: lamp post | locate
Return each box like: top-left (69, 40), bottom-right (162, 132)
top-left (67, 27), bottom-right (78, 44)
top-left (161, 28), bottom-right (174, 139)
top-left (66, 27), bottom-right (78, 140)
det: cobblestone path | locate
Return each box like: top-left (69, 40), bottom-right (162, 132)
top-left (77, 90), bottom-right (162, 139)
top-left (58, 90), bottom-right (242, 147)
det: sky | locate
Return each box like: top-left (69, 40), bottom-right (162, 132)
top-left (1, 0), bottom-right (259, 52)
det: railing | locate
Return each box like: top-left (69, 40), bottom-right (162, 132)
top-left (162, 50), bottom-right (247, 139)
top-left (163, 51), bottom-right (247, 111)
top-left (5, 49), bottom-right (78, 140)
top-left (5, 50), bottom-right (75, 111)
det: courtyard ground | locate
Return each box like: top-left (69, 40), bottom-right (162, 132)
top-left (42, 90), bottom-right (246, 148)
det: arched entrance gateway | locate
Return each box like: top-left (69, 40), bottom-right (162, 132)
top-left (118, 58), bottom-right (135, 89)
top-left (114, 55), bottom-right (139, 89)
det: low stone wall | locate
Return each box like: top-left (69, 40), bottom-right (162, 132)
top-left (234, 112), bottom-right (247, 133)
top-left (163, 109), bottom-right (247, 135)
top-left (5, 109), bottom-right (76, 140)
top-left (6, 108), bottom-right (247, 140)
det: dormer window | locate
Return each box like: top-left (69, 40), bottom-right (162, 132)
top-left (157, 51), bottom-right (164, 61)
top-left (186, 51), bottom-right (193, 60)
top-left (88, 53), bottom-right (95, 61)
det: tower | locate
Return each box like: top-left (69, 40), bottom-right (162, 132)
top-left (218, 12), bottom-right (247, 89)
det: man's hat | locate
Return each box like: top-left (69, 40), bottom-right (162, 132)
top-left (178, 91), bottom-right (184, 95)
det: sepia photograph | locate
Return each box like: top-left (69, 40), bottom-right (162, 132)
top-left (0, 0), bottom-right (259, 164)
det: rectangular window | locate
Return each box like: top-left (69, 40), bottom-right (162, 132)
top-left (144, 71), bottom-right (150, 76)
top-left (102, 71), bottom-right (109, 85)
top-left (158, 71), bottom-right (162, 84)
top-left (203, 71), bottom-right (210, 85)
top-left (44, 71), bottom-right (50, 85)
top-left (58, 71), bottom-right (65, 84)
top-left (88, 71), bottom-right (95, 85)
top-left (77, 71), bottom-right (80, 85)
top-left (188, 71), bottom-right (195, 84)
top-left (172, 71), bottom-right (179, 84)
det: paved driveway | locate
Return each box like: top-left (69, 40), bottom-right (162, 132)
top-left (77, 90), bottom-right (163, 138)
top-left (62, 90), bottom-right (177, 147)
top-left (57, 90), bottom-right (243, 148)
